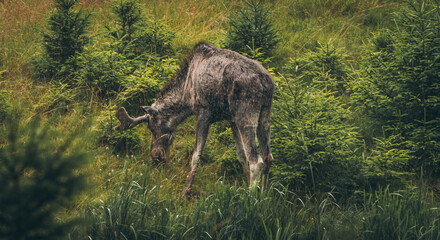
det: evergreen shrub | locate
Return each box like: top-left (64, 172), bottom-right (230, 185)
top-left (226, 0), bottom-right (279, 58)
top-left (284, 43), bottom-right (349, 95)
top-left (73, 0), bottom-right (176, 101)
top-left (271, 74), bottom-right (363, 195)
top-left (75, 44), bottom-right (131, 99)
top-left (351, 0), bottom-right (440, 178)
top-left (33, 0), bottom-right (90, 80)
top-left (108, 0), bottom-right (175, 58)
top-left (0, 117), bottom-right (88, 240)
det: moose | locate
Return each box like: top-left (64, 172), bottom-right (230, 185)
top-left (115, 42), bottom-right (274, 196)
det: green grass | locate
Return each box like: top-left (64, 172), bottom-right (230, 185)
top-left (70, 168), bottom-right (440, 240)
top-left (3, 0), bottom-right (440, 239)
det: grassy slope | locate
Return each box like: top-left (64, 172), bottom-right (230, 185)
top-left (1, 0), bottom-right (400, 225)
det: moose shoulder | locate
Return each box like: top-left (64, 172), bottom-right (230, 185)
top-left (115, 42), bottom-right (274, 196)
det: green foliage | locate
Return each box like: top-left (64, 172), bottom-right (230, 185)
top-left (352, 0), bottom-right (440, 177)
top-left (73, 172), bottom-right (440, 240)
top-left (205, 121), bottom-right (243, 179)
top-left (95, 106), bottom-right (144, 154)
top-left (33, 81), bottom-right (77, 115)
top-left (179, 184), bottom-right (313, 240)
top-left (75, 171), bottom-right (317, 240)
top-left (7, 0), bottom-right (440, 238)
top-left (75, 41), bottom-right (177, 104)
top-left (226, 0), bottom-right (279, 57)
top-left (363, 186), bottom-right (440, 240)
top-left (137, 18), bottom-right (176, 57)
top-left (72, 0), bottom-right (176, 101)
top-left (83, 172), bottom-right (172, 240)
top-left (33, 0), bottom-right (90, 80)
top-left (0, 90), bottom-right (11, 123)
top-left (75, 44), bottom-right (132, 99)
top-left (361, 135), bottom-right (413, 188)
top-left (0, 116), bottom-right (88, 240)
top-left (284, 42), bottom-right (350, 95)
top-left (271, 75), bottom-right (363, 194)
top-left (110, 0), bottom-right (142, 45)
top-left (241, 43), bottom-right (274, 67)
top-left (108, 0), bottom-right (175, 58)
top-left (117, 67), bottom-right (160, 112)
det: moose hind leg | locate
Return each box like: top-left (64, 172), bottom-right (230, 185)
top-left (181, 110), bottom-right (210, 197)
top-left (236, 120), bottom-right (264, 187)
top-left (257, 105), bottom-right (274, 188)
top-left (231, 122), bottom-right (250, 186)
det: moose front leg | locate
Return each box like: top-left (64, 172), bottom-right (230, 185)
top-left (181, 110), bottom-right (211, 197)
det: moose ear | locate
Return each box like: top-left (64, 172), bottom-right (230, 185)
top-left (167, 134), bottom-right (174, 145)
top-left (141, 106), bottom-right (158, 116)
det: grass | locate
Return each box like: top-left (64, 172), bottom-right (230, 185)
top-left (3, 0), bottom-right (440, 239)
top-left (72, 166), bottom-right (315, 240)
top-left (70, 167), bottom-right (440, 240)
top-left (362, 186), bottom-right (440, 240)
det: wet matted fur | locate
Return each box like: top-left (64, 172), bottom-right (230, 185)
top-left (115, 42), bottom-right (274, 196)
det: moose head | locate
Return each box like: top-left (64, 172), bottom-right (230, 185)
top-left (114, 106), bottom-right (174, 164)
top-left (141, 106), bottom-right (174, 164)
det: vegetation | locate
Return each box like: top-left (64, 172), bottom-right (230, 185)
top-left (0, 116), bottom-right (89, 239)
top-left (1, 0), bottom-right (439, 239)
top-left (32, 0), bottom-right (91, 80)
top-left (226, 0), bottom-right (279, 58)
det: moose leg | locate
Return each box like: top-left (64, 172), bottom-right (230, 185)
top-left (238, 124), bottom-right (264, 186)
top-left (231, 122), bottom-right (250, 186)
top-left (234, 109), bottom-right (264, 187)
top-left (257, 105), bottom-right (274, 188)
top-left (181, 110), bottom-right (211, 197)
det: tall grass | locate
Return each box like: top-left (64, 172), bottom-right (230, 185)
top-left (73, 167), bottom-right (440, 240)
top-left (5, 1), bottom-right (439, 239)
top-left (73, 164), bottom-right (323, 239)
top-left (363, 186), bottom-right (440, 240)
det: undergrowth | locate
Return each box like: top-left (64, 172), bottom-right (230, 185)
top-left (2, 0), bottom-right (440, 239)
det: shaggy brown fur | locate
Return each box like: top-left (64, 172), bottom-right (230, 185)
top-left (115, 42), bottom-right (274, 196)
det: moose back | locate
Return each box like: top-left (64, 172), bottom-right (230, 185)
top-left (115, 42), bottom-right (274, 196)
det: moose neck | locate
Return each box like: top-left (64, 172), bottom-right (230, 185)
top-left (154, 65), bottom-right (193, 130)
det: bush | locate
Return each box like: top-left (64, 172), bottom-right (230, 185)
top-left (110, 0), bottom-right (142, 43)
top-left (75, 44), bottom-right (132, 99)
top-left (136, 18), bottom-right (176, 57)
top-left (360, 135), bottom-right (413, 189)
top-left (207, 121), bottom-right (243, 179)
top-left (117, 67), bottom-right (160, 112)
top-left (351, 0), bottom-right (440, 177)
top-left (271, 75), bottom-right (363, 195)
top-left (33, 0), bottom-right (91, 80)
top-left (284, 42), bottom-right (349, 96)
top-left (226, 0), bottom-right (279, 58)
top-left (0, 116), bottom-right (88, 239)
top-left (73, 0), bottom-right (177, 101)
top-left (108, 0), bottom-right (175, 58)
